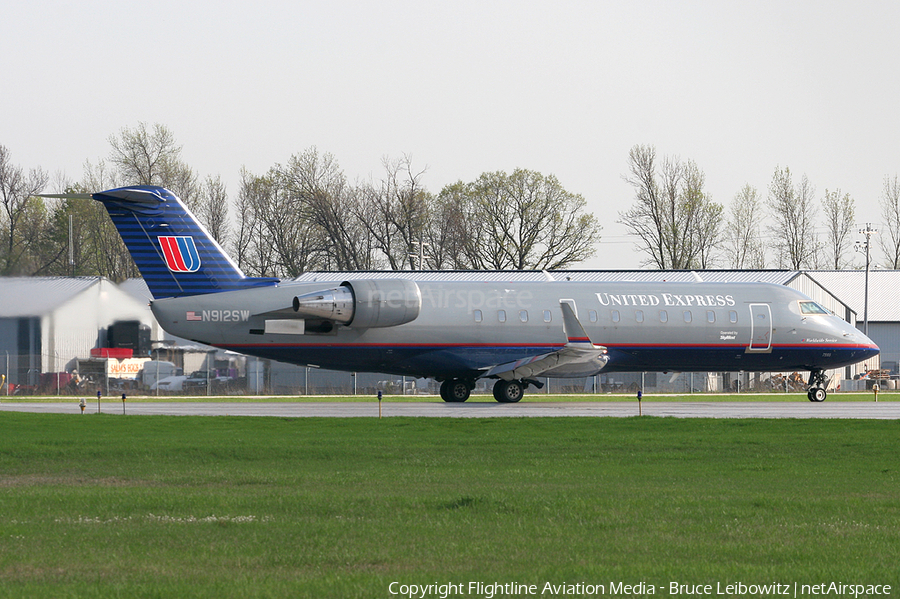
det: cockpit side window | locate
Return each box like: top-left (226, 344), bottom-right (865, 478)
top-left (799, 301), bottom-right (829, 315)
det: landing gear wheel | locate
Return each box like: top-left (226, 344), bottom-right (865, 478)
top-left (807, 388), bottom-right (826, 402)
top-left (807, 369), bottom-right (828, 402)
top-left (493, 380), bottom-right (524, 403)
top-left (440, 379), bottom-right (470, 402)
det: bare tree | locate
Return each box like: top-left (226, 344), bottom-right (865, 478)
top-left (619, 146), bottom-right (665, 268)
top-left (232, 168), bottom-right (258, 273)
top-left (723, 184), bottom-right (766, 268)
top-left (516, 172), bottom-right (601, 270)
top-left (35, 173), bottom-right (89, 277)
top-left (454, 169), bottom-right (600, 270)
top-left (428, 182), bottom-right (476, 269)
top-left (245, 166), bottom-right (325, 277)
top-left (78, 160), bottom-right (141, 280)
top-left (681, 160), bottom-right (723, 269)
top-left (48, 123), bottom-right (202, 280)
top-left (693, 197), bottom-right (724, 269)
top-left (231, 169), bottom-right (276, 276)
top-left (458, 171), bottom-right (508, 269)
top-left (36, 196), bottom-right (79, 276)
top-left (107, 122), bottom-right (198, 203)
top-left (196, 174), bottom-right (230, 245)
top-left (0, 145), bottom-right (49, 275)
top-left (280, 148), bottom-right (375, 271)
top-left (620, 145), bottom-right (722, 269)
top-left (766, 166), bottom-right (820, 269)
top-left (362, 156), bottom-right (431, 270)
top-left (821, 189), bottom-right (855, 269)
top-left (878, 175), bottom-right (900, 268)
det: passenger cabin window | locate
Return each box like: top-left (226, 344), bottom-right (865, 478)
top-left (683, 311), bottom-right (692, 323)
top-left (800, 301), bottom-right (829, 315)
top-left (611, 310), bottom-right (620, 323)
top-left (543, 310), bottom-right (552, 323)
top-left (474, 309), bottom-right (483, 323)
top-left (729, 310), bottom-right (738, 323)
top-left (707, 310), bottom-right (715, 323)
top-left (659, 310), bottom-right (668, 323)
top-left (519, 310), bottom-right (528, 323)
top-left (635, 310), bottom-right (644, 323)
top-left (498, 310), bottom-right (507, 323)
top-left (589, 310), bottom-right (598, 323)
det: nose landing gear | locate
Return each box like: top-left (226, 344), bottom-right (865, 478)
top-left (807, 369), bottom-right (828, 402)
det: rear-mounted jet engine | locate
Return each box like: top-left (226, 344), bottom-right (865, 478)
top-left (292, 279), bottom-right (421, 328)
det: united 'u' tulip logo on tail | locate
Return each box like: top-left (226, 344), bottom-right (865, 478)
top-left (159, 236), bottom-right (201, 272)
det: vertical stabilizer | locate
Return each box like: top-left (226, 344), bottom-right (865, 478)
top-left (93, 185), bottom-right (278, 299)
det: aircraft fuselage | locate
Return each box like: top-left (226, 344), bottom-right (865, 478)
top-left (151, 278), bottom-right (876, 381)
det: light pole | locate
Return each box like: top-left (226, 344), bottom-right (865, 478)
top-left (854, 223), bottom-right (877, 336)
top-left (408, 233), bottom-right (430, 270)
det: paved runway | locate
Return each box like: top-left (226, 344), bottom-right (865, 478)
top-left (2, 400), bottom-right (898, 418)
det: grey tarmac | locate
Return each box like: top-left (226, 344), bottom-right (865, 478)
top-left (1, 401), bottom-right (898, 418)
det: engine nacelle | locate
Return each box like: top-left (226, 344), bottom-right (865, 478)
top-left (292, 279), bottom-right (421, 328)
top-left (342, 279), bottom-right (421, 328)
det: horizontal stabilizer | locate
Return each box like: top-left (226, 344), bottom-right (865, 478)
top-left (38, 192), bottom-right (93, 200)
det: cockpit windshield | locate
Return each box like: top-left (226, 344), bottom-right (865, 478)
top-left (799, 301), bottom-right (829, 315)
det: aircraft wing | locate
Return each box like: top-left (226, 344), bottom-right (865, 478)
top-left (484, 300), bottom-right (609, 380)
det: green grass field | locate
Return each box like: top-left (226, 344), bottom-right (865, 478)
top-left (1, 414), bottom-right (898, 598)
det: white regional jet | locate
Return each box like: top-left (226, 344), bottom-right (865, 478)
top-left (74, 186), bottom-right (880, 402)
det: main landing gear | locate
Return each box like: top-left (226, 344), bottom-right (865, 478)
top-left (492, 378), bottom-right (543, 402)
top-left (438, 378), bottom-right (541, 403)
top-left (493, 379), bottom-right (525, 403)
top-left (439, 379), bottom-right (473, 402)
top-left (807, 369), bottom-right (828, 402)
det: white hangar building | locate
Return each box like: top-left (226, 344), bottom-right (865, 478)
top-left (805, 270), bottom-right (899, 374)
top-left (0, 277), bottom-right (158, 389)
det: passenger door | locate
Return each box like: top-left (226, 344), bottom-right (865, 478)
top-left (748, 303), bottom-right (772, 351)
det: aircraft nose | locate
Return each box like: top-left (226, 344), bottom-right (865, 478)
top-left (853, 329), bottom-right (880, 359)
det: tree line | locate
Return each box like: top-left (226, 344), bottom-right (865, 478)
top-left (3, 126), bottom-right (900, 280)
top-left (0, 123), bottom-right (600, 280)
top-left (621, 144), bottom-right (899, 271)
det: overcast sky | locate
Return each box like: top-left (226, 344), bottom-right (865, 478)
top-left (3, 0), bottom-right (899, 269)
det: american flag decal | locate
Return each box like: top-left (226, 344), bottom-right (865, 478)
top-left (159, 236), bottom-right (201, 273)
top-left (186, 311), bottom-right (203, 321)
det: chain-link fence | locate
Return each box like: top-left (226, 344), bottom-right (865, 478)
top-left (0, 352), bottom-right (887, 397)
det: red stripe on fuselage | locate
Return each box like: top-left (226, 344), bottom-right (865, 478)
top-left (215, 342), bottom-right (875, 351)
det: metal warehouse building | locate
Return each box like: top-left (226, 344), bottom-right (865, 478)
top-left (804, 270), bottom-right (898, 374)
top-left (0, 277), bottom-right (157, 390)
